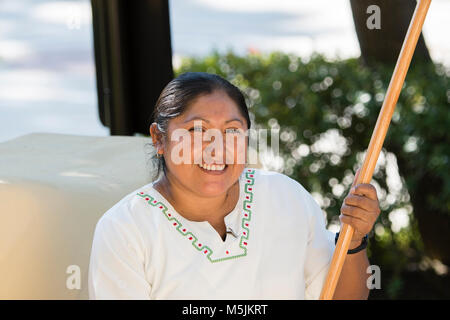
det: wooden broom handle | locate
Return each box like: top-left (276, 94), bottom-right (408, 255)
top-left (319, 0), bottom-right (432, 300)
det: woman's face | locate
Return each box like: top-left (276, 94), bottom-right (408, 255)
top-left (154, 90), bottom-right (248, 197)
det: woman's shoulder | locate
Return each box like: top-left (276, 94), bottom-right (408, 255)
top-left (95, 182), bottom-right (157, 234)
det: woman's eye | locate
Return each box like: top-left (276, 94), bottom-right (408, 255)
top-left (189, 127), bottom-right (204, 132)
top-left (225, 128), bottom-right (241, 134)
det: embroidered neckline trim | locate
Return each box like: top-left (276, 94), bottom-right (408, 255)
top-left (136, 168), bottom-right (255, 263)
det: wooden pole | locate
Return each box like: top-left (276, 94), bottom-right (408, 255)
top-left (319, 0), bottom-right (432, 300)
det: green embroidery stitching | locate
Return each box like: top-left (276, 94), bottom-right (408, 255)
top-left (136, 169), bottom-right (256, 263)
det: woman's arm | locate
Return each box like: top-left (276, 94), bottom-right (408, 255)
top-left (333, 239), bottom-right (370, 299)
top-left (88, 213), bottom-right (151, 299)
top-left (332, 183), bottom-right (380, 300)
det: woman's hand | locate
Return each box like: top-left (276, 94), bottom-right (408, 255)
top-left (340, 182), bottom-right (381, 243)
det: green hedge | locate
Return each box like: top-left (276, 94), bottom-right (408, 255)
top-left (176, 51), bottom-right (450, 299)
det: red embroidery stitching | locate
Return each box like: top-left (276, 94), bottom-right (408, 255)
top-left (137, 169), bottom-right (256, 263)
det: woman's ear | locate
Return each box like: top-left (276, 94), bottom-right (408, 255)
top-left (149, 123), bottom-right (164, 155)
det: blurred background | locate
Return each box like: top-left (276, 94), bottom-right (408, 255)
top-left (0, 0), bottom-right (449, 299)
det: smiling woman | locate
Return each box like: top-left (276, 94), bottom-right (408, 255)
top-left (88, 72), bottom-right (380, 300)
top-left (148, 72), bottom-right (251, 179)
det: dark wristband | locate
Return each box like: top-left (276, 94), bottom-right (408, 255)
top-left (335, 232), bottom-right (368, 254)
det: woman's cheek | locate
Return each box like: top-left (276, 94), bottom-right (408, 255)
top-left (225, 135), bottom-right (247, 165)
top-left (167, 136), bottom-right (189, 165)
top-left (186, 131), bottom-right (200, 165)
top-left (237, 136), bottom-right (247, 165)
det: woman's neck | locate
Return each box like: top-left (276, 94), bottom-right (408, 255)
top-left (154, 173), bottom-right (240, 225)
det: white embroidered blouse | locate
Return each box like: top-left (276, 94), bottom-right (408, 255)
top-left (88, 168), bottom-right (335, 300)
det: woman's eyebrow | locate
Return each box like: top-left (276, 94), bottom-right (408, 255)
top-left (183, 116), bottom-right (209, 123)
top-left (183, 117), bottom-right (244, 125)
top-left (225, 118), bottom-right (244, 125)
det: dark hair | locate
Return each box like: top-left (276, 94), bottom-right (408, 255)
top-left (146, 72), bottom-right (251, 180)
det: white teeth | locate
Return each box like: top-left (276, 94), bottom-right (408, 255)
top-left (198, 163), bottom-right (226, 171)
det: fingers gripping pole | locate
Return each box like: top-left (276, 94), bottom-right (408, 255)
top-left (319, 0), bottom-right (432, 300)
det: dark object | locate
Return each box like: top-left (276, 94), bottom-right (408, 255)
top-left (91, 0), bottom-right (173, 135)
top-left (350, 0), bottom-right (431, 66)
top-left (335, 232), bottom-right (368, 254)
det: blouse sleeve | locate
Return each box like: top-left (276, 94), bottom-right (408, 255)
top-left (303, 192), bottom-right (336, 300)
top-left (88, 209), bottom-right (151, 300)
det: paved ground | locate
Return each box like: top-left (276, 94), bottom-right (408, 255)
top-left (0, 0), bottom-right (448, 143)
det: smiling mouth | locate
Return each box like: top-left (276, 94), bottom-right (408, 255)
top-left (197, 163), bottom-right (227, 172)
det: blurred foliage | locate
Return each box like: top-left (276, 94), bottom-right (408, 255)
top-left (175, 50), bottom-right (450, 299)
